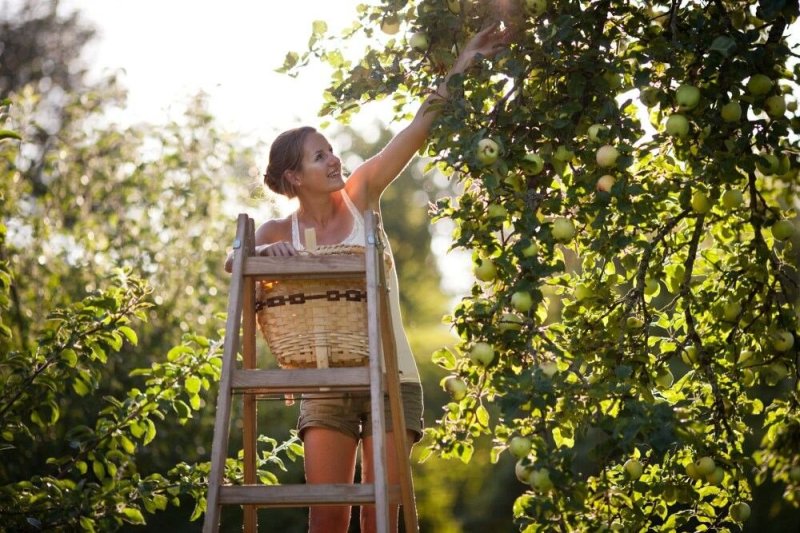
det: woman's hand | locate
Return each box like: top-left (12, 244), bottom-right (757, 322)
top-left (257, 242), bottom-right (297, 257)
top-left (454, 22), bottom-right (512, 71)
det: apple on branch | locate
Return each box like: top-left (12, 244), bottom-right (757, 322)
top-left (409, 31), bottom-right (429, 52)
top-left (675, 84), bottom-right (700, 111)
top-left (443, 376), bottom-right (467, 401)
top-left (469, 342), bottom-right (495, 367)
top-left (720, 101), bottom-right (742, 122)
top-left (596, 145), bottom-right (619, 168)
top-left (746, 74), bottom-right (773, 97)
top-left (665, 114), bottom-right (689, 137)
top-left (476, 138), bottom-right (500, 166)
top-left (596, 174), bottom-right (615, 193)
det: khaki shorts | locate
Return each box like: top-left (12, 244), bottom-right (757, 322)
top-left (298, 381), bottom-right (423, 442)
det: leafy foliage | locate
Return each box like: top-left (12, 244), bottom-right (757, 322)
top-left (291, 0), bottom-right (800, 530)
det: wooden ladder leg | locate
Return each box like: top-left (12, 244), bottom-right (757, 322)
top-left (242, 217), bottom-right (258, 533)
top-left (204, 214), bottom-right (251, 533)
top-left (365, 212), bottom-right (391, 533)
top-left (375, 226), bottom-right (419, 533)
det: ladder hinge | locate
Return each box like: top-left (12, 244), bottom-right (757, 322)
top-left (233, 238), bottom-right (242, 249)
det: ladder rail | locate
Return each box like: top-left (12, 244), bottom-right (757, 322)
top-left (204, 211), bottom-right (417, 533)
top-left (365, 211), bottom-right (391, 532)
top-left (204, 214), bottom-right (250, 533)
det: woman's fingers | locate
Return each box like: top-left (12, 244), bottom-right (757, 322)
top-left (260, 242), bottom-right (297, 256)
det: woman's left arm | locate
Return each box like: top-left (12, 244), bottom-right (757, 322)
top-left (347, 23), bottom-right (510, 206)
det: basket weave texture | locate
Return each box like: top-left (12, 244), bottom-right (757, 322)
top-left (255, 245), bottom-right (368, 368)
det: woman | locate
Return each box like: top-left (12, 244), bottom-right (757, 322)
top-left (228, 24), bottom-right (508, 533)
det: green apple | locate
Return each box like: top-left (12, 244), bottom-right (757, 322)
top-left (766, 362), bottom-right (789, 384)
top-left (529, 467), bottom-right (553, 490)
top-left (487, 203), bottom-right (508, 219)
top-left (551, 217), bottom-right (576, 242)
top-left (788, 99), bottom-right (798, 112)
top-left (409, 32), bottom-right (429, 51)
top-left (380, 15), bottom-right (400, 35)
top-left (695, 456), bottom-right (716, 476)
top-left (539, 360), bottom-right (558, 377)
top-left (675, 84), bottom-right (701, 111)
top-left (765, 95), bottom-right (786, 118)
top-left (721, 189), bottom-right (743, 209)
top-left (691, 190), bottom-right (712, 214)
top-left (596, 145), bottom-right (619, 167)
top-left (685, 461), bottom-right (701, 480)
top-left (603, 71), bottom-right (622, 90)
top-left (639, 86), bottom-right (659, 107)
top-left (721, 101), bottom-right (742, 122)
top-left (665, 114), bottom-right (689, 137)
top-left (789, 465), bottom-right (800, 482)
top-left (747, 74), bottom-right (773, 97)
top-left (521, 241), bottom-right (539, 257)
top-left (729, 502), bottom-right (751, 522)
top-left (596, 174), bottom-right (615, 192)
top-left (469, 342), bottom-right (495, 366)
top-left (624, 459), bottom-right (644, 480)
top-left (770, 329), bottom-right (794, 352)
top-left (626, 316), bottom-right (644, 329)
top-left (706, 466), bottom-right (724, 485)
top-left (474, 257), bottom-right (497, 282)
top-left (587, 124), bottom-right (608, 143)
top-left (644, 278), bottom-right (660, 296)
top-left (681, 345), bottom-right (699, 365)
top-left (511, 291), bottom-right (534, 312)
top-left (515, 460), bottom-right (534, 483)
top-left (771, 219), bottom-right (795, 241)
top-left (444, 376), bottom-right (467, 400)
top-left (655, 368), bottom-right (674, 389)
top-left (723, 300), bottom-right (741, 322)
top-left (446, 0), bottom-right (461, 14)
top-left (509, 436), bottom-right (532, 459)
top-left (757, 154), bottom-right (781, 175)
top-left (476, 138), bottom-right (500, 165)
top-left (498, 312), bottom-right (524, 332)
top-left (523, 152), bottom-right (545, 175)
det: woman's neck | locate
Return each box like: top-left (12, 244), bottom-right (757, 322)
top-left (296, 190), bottom-right (342, 228)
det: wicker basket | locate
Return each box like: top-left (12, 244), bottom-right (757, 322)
top-left (255, 245), bottom-right (369, 368)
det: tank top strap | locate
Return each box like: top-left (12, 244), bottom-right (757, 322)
top-left (290, 211), bottom-right (303, 250)
top-left (340, 190), bottom-right (365, 245)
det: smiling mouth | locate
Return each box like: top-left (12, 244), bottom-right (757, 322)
top-left (328, 170), bottom-right (342, 179)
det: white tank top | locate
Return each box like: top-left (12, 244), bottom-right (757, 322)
top-left (290, 190), bottom-right (421, 383)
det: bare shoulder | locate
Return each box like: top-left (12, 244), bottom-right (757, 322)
top-left (255, 216), bottom-right (292, 246)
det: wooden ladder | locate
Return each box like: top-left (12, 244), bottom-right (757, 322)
top-left (203, 211), bottom-right (419, 533)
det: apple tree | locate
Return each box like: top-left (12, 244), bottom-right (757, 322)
top-left (286, 0), bottom-right (800, 530)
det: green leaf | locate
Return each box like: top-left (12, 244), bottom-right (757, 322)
top-left (185, 375), bottom-right (202, 394)
top-left (118, 326), bottom-right (138, 346)
top-left (0, 129), bottom-right (21, 140)
top-left (432, 348), bottom-right (456, 370)
top-left (121, 507), bottom-right (146, 525)
top-left (476, 405), bottom-right (490, 427)
top-left (312, 20), bottom-right (328, 36)
top-left (92, 460), bottom-right (105, 480)
top-left (144, 418), bottom-right (157, 445)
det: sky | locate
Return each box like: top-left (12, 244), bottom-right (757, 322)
top-left (63, 0), bottom-right (367, 140)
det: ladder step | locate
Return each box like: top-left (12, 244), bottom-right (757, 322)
top-left (244, 255), bottom-right (365, 279)
top-left (218, 483), bottom-right (401, 507)
top-left (232, 367), bottom-right (371, 394)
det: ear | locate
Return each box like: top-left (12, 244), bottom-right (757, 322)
top-left (283, 169), bottom-right (301, 187)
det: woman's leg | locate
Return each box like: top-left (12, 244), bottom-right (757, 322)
top-left (359, 430), bottom-right (416, 533)
top-left (303, 427), bottom-right (359, 533)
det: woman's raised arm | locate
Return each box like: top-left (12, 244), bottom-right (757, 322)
top-left (347, 23), bottom-right (511, 206)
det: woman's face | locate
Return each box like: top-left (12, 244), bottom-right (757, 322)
top-left (294, 132), bottom-right (343, 194)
